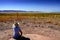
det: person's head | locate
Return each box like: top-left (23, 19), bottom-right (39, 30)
top-left (15, 22), bottom-right (19, 27)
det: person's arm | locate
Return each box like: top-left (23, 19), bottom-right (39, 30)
top-left (20, 30), bottom-right (22, 36)
top-left (19, 27), bottom-right (22, 36)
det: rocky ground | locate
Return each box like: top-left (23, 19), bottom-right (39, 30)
top-left (0, 18), bottom-right (60, 40)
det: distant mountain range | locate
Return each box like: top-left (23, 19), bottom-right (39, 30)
top-left (0, 10), bottom-right (48, 13)
top-left (0, 10), bottom-right (43, 12)
top-left (0, 10), bottom-right (60, 13)
top-left (0, 10), bottom-right (27, 12)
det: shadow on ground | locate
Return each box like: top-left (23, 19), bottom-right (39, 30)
top-left (15, 36), bottom-right (30, 40)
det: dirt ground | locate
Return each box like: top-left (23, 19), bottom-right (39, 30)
top-left (0, 18), bottom-right (60, 40)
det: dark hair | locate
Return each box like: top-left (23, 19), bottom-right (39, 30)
top-left (15, 23), bottom-right (19, 27)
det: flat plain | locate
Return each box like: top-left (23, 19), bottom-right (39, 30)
top-left (0, 13), bottom-right (60, 40)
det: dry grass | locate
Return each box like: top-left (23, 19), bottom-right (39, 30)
top-left (0, 13), bottom-right (60, 40)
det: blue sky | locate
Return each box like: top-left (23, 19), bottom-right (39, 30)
top-left (0, 0), bottom-right (60, 12)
